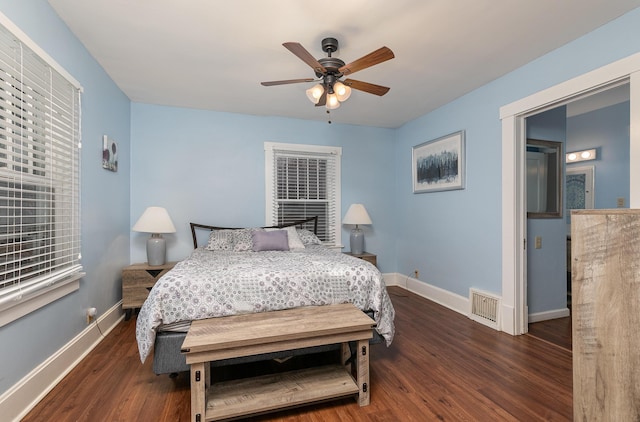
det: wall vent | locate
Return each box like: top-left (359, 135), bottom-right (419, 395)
top-left (469, 288), bottom-right (500, 330)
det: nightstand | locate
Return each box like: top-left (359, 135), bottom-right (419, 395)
top-left (122, 261), bottom-right (176, 320)
top-left (343, 251), bottom-right (377, 267)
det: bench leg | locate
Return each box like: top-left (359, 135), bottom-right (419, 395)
top-left (357, 339), bottom-right (370, 406)
top-left (341, 342), bottom-right (352, 373)
top-left (190, 362), bottom-right (206, 422)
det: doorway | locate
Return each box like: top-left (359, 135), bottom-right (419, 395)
top-left (499, 53), bottom-right (640, 336)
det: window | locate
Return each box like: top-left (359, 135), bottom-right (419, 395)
top-left (265, 142), bottom-right (341, 246)
top-left (0, 14), bottom-right (82, 322)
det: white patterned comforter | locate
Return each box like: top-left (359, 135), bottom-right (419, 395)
top-left (136, 245), bottom-right (395, 362)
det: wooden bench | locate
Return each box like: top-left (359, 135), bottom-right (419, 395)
top-left (181, 303), bottom-right (375, 422)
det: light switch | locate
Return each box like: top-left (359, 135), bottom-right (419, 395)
top-left (535, 236), bottom-right (542, 249)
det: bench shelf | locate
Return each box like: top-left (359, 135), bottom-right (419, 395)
top-left (205, 364), bottom-right (358, 421)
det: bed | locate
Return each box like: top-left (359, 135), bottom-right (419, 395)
top-left (135, 217), bottom-right (395, 375)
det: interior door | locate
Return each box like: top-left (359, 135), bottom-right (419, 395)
top-left (566, 165), bottom-right (595, 214)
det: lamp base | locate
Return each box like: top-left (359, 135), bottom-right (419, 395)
top-left (350, 227), bottom-right (364, 255)
top-left (147, 234), bottom-right (166, 266)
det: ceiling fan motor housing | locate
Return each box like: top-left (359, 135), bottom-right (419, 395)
top-left (316, 58), bottom-right (345, 78)
top-left (321, 37), bottom-right (339, 54)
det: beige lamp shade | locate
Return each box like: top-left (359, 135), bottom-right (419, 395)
top-left (343, 204), bottom-right (372, 225)
top-left (132, 206), bottom-right (176, 233)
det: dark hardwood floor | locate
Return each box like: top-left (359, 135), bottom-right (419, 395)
top-left (23, 286), bottom-right (572, 421)
top-left (528, 316), bottom-right (572, 351)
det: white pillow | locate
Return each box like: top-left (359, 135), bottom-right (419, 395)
top-left (205, 230), bottom-right (234, 251)
top-left (296, 229), bottom-right (322, 245)
top-left (266, 226), bottom-right (305, 250)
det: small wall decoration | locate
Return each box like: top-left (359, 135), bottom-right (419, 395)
top-left (102, 135), bottom-right (118, 172)
top-left (412, 130), bottom-right (465, 193)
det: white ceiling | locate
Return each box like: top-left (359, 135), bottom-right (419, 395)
top-left (47, 0), bottom-right (640, 128)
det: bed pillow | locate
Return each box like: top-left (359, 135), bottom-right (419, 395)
top-left (266, 226), bottom-right (305, 250)
top-left (296, 228), bottom-right (322, 245)
top-left (232, 228), bottom-right (257, 252)
top-left (205, 229), bottom-right (235, 251)
top-left (252, 230), bottom-right (290, 252)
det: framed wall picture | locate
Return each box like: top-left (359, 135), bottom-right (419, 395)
top-left (412, 130), bottom-right (465, 193)
top-left (102, 135), bottom-right (118, 172)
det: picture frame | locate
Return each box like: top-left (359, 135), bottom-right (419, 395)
top-left (412, 130), bottom-right (465, 193)
top-left (102, 135), bottom-right (118, 172)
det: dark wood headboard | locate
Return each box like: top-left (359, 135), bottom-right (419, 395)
top-left (190, 216), bottom-right (318, 249)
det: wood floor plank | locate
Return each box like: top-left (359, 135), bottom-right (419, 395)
top-left (22, 287), bottom-right (572, 421)
top-left (528, 317), bottom-right (572, 351)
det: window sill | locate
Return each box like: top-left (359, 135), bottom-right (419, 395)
top-left (0, 273), bottom-right (84, 328)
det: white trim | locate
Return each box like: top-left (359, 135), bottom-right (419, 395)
top-left (499, 54), bottom-right (640, 119)
top-left (264, 142), bottom-right (343, 156)
top-left (383, 273), bottom-right (469, 317)
top-left (630, 70), bottom-right (640, 207)
top-left (0, 301), bottom-right (123, 422)
top-left (500, 51), bottom-right (640, 336)
top-left (0, 274), bottom-right (84, 328)
top-left (528, 307), bottom-right (570, 323)
top-left (0, 12), bottom-right (82, 91)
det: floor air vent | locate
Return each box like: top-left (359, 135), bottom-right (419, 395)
top-left (469, 289), bottom-right (500, 329)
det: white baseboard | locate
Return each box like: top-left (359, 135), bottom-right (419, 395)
top-left (528, 307), bottom-right (570, 323)
top-left (383, 272), bottom-right (469, 317)
top-left (0, 301), bottom-right (124, 422)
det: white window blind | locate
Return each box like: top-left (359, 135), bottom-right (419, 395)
top-left (0, 17), bottom-right (82, 308)
top-left (265, 142), bottom-right (341, 246)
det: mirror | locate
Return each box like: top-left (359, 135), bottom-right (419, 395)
top-left (526, 139), bottom-right (563, 218)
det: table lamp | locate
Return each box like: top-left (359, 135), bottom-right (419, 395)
top-left (132, 206), bottom-right (176, 266)
top-left (343, 204), bottom-right (372, 255)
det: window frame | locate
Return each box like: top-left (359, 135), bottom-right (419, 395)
top-left (264, 142), bottom-right (342, 248)
top-left (0, 12), bottom-right (83, 327)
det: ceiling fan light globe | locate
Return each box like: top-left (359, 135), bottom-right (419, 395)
top-left (306, 84), bottom-right (324, 103)
top-left (333, 82), bottom-right (351, 102)
top-left (326, 93), bottom-right (340, 109)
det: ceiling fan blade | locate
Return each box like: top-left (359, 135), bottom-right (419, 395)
top-left (315, 90), bottom-right (327, 107)
top-left (283, 42), bottom-right (327, 74)
top-left (339, 46), bottom-right (394, 76)
top-left (343, 79), bottom-right (390, 96)
top-left (261, 78), bottom-right (314, 86)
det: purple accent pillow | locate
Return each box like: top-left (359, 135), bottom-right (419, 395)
top-left (252, 230), bottom-right (290, 251)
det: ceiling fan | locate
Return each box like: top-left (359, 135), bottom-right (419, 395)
top-left (261, 37), bottom-right (394, 109)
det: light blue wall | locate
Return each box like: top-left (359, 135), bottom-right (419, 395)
top-left (3, 0), bottom-right (640, 404)
top-left (567, 101), bottom-right (630, 209)
top-left (0, 1), bottom-right (130, 395)
top-left (526, 107), bottom-right (568, 315)
top-left (393, 6), bottom-right (640, 298)
top-left (130, 104), bottom-right (396, 271)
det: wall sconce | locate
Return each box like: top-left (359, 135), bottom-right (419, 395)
top-left (566, 148), bottom-right (597, 163)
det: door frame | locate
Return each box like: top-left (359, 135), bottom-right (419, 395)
top-left (499, 52), bottom-right (640, 335)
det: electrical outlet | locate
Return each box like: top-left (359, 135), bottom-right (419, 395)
top-left (534, 236), bottom-right (542, 249)
top-left (86, 307), bottom-right (97, 324)
top-left (617, 197), bottom-right (625, 208)
top-left (414, 270), bottom-right (419, 279)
